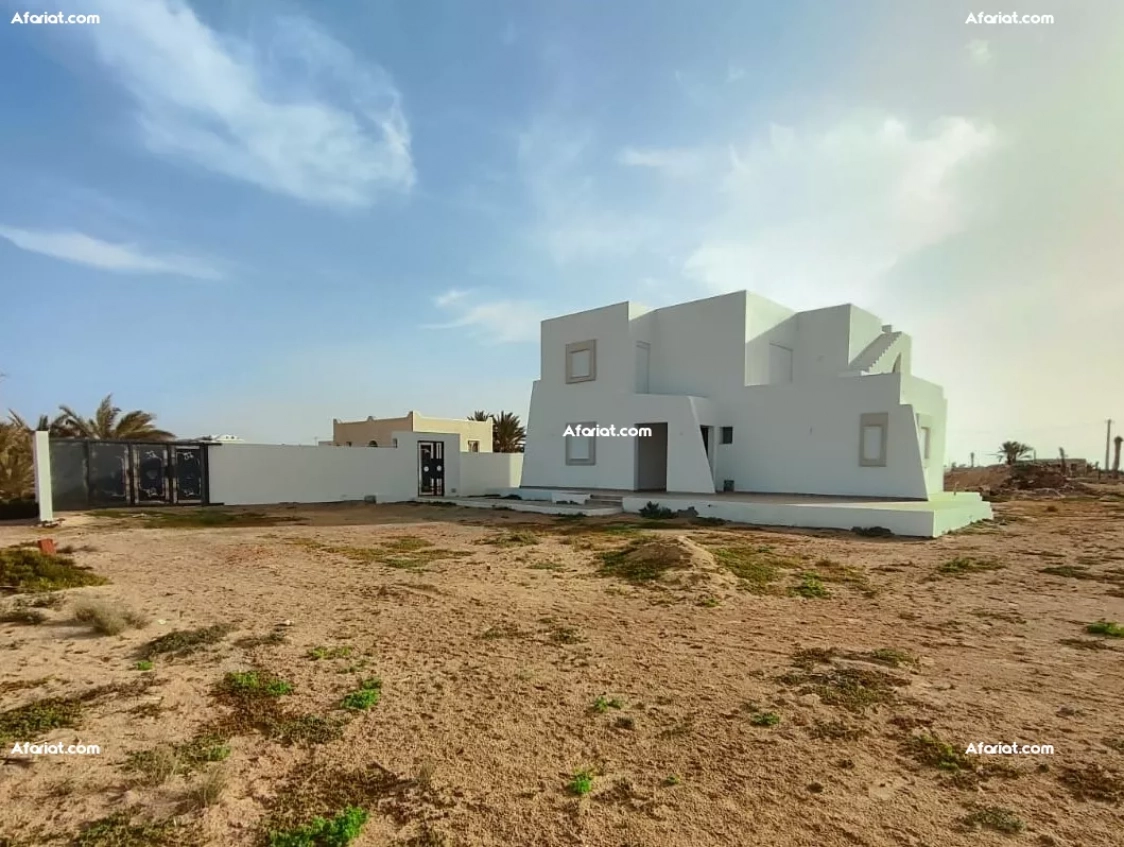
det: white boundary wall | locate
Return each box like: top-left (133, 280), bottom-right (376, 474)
top-left (461, 452), bottom-right (523, 494)
top-left (207, 432), bottom-right (521, 506)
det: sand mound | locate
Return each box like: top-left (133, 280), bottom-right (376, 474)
top-left (600, 535), bottom-right (738, 591)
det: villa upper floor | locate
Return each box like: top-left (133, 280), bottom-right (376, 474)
top-left (538, 290), bottom-right (914, 398)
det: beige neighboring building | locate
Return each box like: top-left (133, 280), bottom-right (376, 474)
top-left (330, 412), bottom-right (493, 453)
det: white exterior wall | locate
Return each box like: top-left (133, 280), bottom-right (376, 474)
top-left (523, 290), bottom-right (952, 501)
top-left (208, 431), bottom-right (464, 505)
top-left (713, 374), bottom-right (928, 499)
top-left (460, 452), bottom-right (523, 494)
top-left (522, 384), bottom-right (717, 493)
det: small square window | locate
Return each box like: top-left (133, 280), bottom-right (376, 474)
top-left (859, 413), bottom-right (888, 467)
top-left (565, 422), bottom-right (596, 465)
top-left (467, 440), bottom-right (480, 452)
top-left (565, 340), bottom-right (597, 383)
top-left (720, 426), bottom-right (734, 444)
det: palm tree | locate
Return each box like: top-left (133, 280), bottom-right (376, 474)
top-left (997, 440), bottom-right (1033, 466)
top-left (0, 418), bottom-right (35, 500)
top-left (467, 411), bottom-right (489, 422)
top-left (7, 410), bottom-right (70, 437)
top-left (54, 395), bottom-right (174, 440)
top-left (491, 411), bottom-right (525, 453)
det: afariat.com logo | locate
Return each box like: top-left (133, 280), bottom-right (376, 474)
top-left (9, 741), bottom-right (102, 755)
top-left (10, 11), bottom-right (101, 25)
top-left (965, 11), bottom-right (1055, 24)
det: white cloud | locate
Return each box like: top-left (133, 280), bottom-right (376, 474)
top-left (425, 289), bottom-right (545, 343)
top-left (684, 115), bottom-right (998, 306)
top-left (84, 0), bottom-right (413, 208)
top-left (0, 225), bottom-right (223, 279)
top-left (967, 39), bottom-right (991, 66)
top-left (617, 146), bottom-right (705, 177)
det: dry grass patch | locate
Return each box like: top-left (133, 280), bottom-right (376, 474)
top-left (934, 556), bottom-right (1005, 577)
top-left (958, 805), bottom-right (1025, 834)
top-left (262, 761), bottom-right (451, 847)
top-left (125, 732), bottom-right (231, 785)
top-left (72, 600), bottom-right (149, 636)
top-left (703, 542), bottom-right (802, 594)
top-left (0, 546), bottom-right (108, 593)
top-left (475, 530), bottom-right (540, 547)
top-left (781, 648), bottom-right (911, 713)
top-left (1057, 763), bottom-right (1123, 803)
top-left (92, 509), bottom-right (305, 529)
top-left (72, 812), bottom-right (200, 847)
top-left (292, 536), bottom-right (470, 571)
top-left (0, 696), bottom-right (84, 745)
top-left (139, 623), bottom-right (233, 659)
top-left (210, 669), bottom-right (342, 746)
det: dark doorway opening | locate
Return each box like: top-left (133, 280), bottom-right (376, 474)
top-left (635, 422), bottom-right (668, 491)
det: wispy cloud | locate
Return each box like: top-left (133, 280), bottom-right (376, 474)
top-left (425, 289), bottom-right (544, 343)
top-left (84, 0), bottom-right (414, 209)
top-left (726, 63), bottom-right (746, 83)
top-left (0, 224), bottom-right (223, 279)
top-left (617, 146), bottom-right (706, 178)
top-left (683, 115), bottom-right (998, 306)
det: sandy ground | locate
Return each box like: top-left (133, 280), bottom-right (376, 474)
top-left (1, 497), bottom-right (1123, 846)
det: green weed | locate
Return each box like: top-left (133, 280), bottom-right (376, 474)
top-left (341, 678), bottom-right (382, 711)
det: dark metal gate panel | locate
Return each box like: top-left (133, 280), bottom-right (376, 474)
top-left (46, 439), bottom-right (210, 510)
top-left (89, 442), bottom-right (131, 507)
top-left (418, 440), bottom-right (445, 496)
top-left (172, 445), bottom-right (205, 504)
top-left (132, 444), bottom-right (170, 505)
top-left (49, 440), bottom-right (90, 511)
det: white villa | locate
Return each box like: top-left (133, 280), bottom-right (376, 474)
top-left (519, 290), bottom-right (991, 536)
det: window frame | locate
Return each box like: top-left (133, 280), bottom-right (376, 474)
top-left (720, 426), bottom-right (734, 445)
top-left (467, 440), bottom-right (480, 453)
top-left (858, 413), bottom-right (889, 467)
top-left (565, 340), bottom-right (597, 384)
top-left (564, 421), bottom-right (597, 466)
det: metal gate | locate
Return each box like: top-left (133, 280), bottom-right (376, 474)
top-left (49, 440), bottom-right (210, 510)
top-left (417, 440), bottom-right (445, 496)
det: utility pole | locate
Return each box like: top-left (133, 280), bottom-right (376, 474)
top-left (1107, 420), bottom-right (1114, 475)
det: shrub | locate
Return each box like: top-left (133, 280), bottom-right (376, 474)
top-left (567, 768), bottom-right (594, 796)
top-left (1086, 620), bottom-right (1124, 638)
top-left (638, 501), bottom-right (674, 520)
top-left (341, 678), bottom-right (382, 711)
top-left (0, 546), bottom-right (108, 592)
top-left (73, 600), bottom-right (148, 636)
top-left (268, 807), bottom-right (369, 847)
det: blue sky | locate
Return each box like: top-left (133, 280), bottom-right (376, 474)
top-left (1, 0), bottom-right (1120, 464)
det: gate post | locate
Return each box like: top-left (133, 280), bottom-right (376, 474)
top-left (32, 431), bottom-right (55, 524)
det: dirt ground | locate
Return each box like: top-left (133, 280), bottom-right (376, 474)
top-left (1, 497), bottom-right (1123, 846)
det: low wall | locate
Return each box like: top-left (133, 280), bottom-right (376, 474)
top-left (460, 453), bottom-right (523, 495)
top-left (208, 444), bottom-right (416, 505)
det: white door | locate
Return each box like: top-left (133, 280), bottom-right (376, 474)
top-left (635, 342), bottom-right (650, 393)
